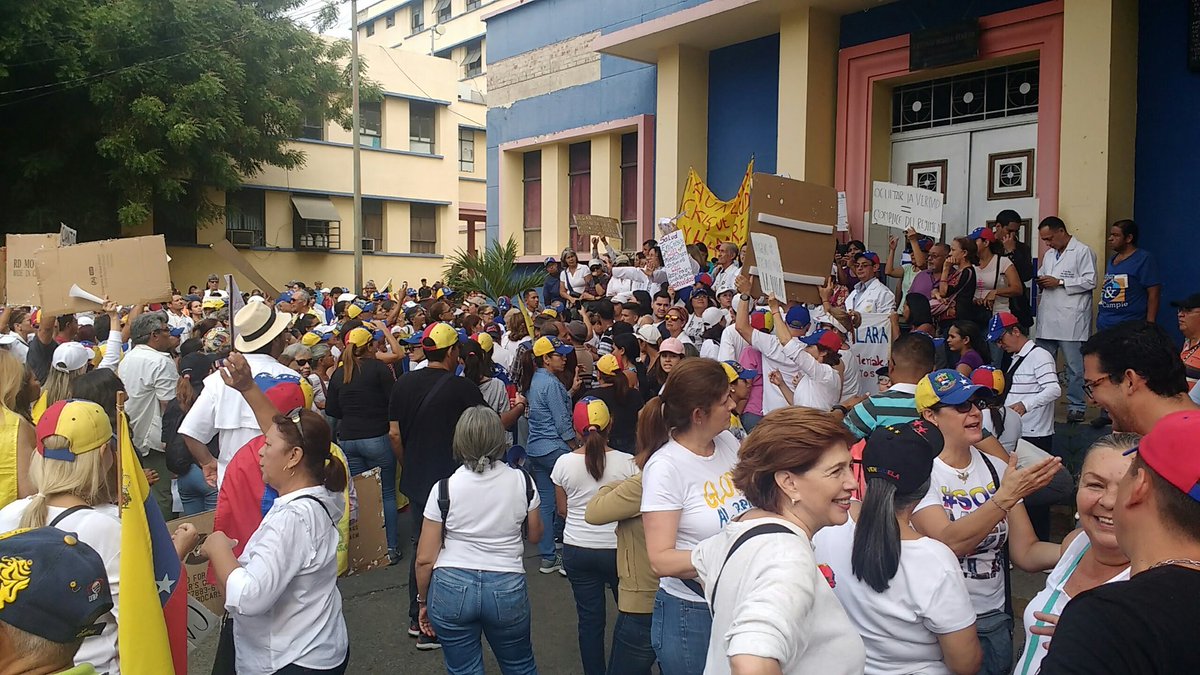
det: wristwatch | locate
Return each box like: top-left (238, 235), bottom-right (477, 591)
top-left (740, 294), bottom-right (752, 302)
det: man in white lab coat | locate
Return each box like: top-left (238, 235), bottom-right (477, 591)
top-left (1034, 216), bottom-right (1097, 422)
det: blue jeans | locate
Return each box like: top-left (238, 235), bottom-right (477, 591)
top-left (563, 545), bottom-right (618, 675)
top-left (975, 609), bottom-right (1013, 675)
top-left (651, 588), bottom-right (711, 675)
top-left (741, 412), bottom-right (763, 432)
top-left (526, 449), bottom-right (566, 561)
top-left (340, 434), bottom-right (398, 551)
top-left (177, 463), bottom-right (217, 516)
top-left (607, 611), bottom-right (656, 675)
top-left (428, 567), bottom-right (537, 675)
top-left (1035, 338), bottom-right (1085, 413)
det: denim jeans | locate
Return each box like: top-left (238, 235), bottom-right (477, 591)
top-left (976, 609), bottom-right (1013, 675)
top-left (741, 412), bottom-right (763, 432)
top-left (428, 567), bottom-right (537, 675)
top-left (607, 611), bottom-right (656, 675)
top-left (1035, 338), bottom-right (1085, 413)
top-left (177, 463), bottom-right (217, 516)
top-left (526, 449), bottom-right (566, 561)
top-left (340, 434), bottom-right (398, 551)
top-left (651, 588), bottom-right (711, 675)
top-left (562, 545), bottom-right (618, 675)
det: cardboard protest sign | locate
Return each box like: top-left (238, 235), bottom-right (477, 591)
top-left (743, 174), bottom-right (838, 305)
top-left (871, 181), bottom-right (944, 238)
top-left (212, 239), bottom-right (280, 298)
top-left (5, 234), bottom-right (59, 305)
top-left (33, 235), bottom-right (172, 316)
top-left (166, 510), bottom-right (225, 616)
top-left (749, 233), bottom-right (787, 303)
top-left (849, 312), bottom-right (892, 396)
top-left (658, 230), bottom-right (694, 291)
top-left (186, 596), bottom-right (220, 652)
top-left (347, 469), bottom-right (389, 574)
top-left (572, 214), bottom-right (623, 240)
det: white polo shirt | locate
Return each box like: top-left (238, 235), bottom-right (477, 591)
top-left (118, 344), bottom-right (178, 454)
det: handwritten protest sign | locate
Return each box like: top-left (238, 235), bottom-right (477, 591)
top-left (749, 233), bottom-right (787, 303)
top-left (659, 230), bottom-right (694, 291)
top-left (572, 214), bottom-right (622, 240)
top-left (871, 181), bottom-right (944, 238)
top-left (850, 312), bottom-right (892, 396)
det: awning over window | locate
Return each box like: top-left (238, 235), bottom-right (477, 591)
top-left (291, 195), bottom-right (341, 222)
top-left (462, 46), bottom-right (482, 66)
top-left (433, 0), bottom-right (450, 13)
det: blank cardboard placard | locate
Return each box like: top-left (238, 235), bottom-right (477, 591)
top-left (347, 469), bottom-right (389, 574)
top-left (34, 235), bottom-right (172, 316)
top-left (211, 239), bottom-right (280, 298)
top-left (572, 214), bottom-right (623, 240)
top-left (743, 174), bottom-right (838, 305)
top-left (5, 234), bottom-right (59, 305)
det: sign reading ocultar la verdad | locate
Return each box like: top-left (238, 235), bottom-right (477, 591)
top-left (870, 181), bottom-right (944, 238)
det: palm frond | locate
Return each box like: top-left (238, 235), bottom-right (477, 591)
top-left (443, 236), bottom-right (546, 302)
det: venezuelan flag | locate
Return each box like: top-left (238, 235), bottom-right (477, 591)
top-left (118, 411), bottom-right (186, 674)
top-left (515, 294), bottom-right (536, 337)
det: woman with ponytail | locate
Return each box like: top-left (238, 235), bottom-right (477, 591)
top-left (552, 397), bottom-right (639, 675)
top-left (637, 358), bottom-right (743, 675)
top-left (0, 399), bottom-right (121, 674)
top-left (327, 325), bottom-right (400, 563)
top-left (814, 422), bottom-right (981, 675)
top-left (203, 354), bottom-right (350, 675)
top-left (582, 354), bottom-right (644, 454)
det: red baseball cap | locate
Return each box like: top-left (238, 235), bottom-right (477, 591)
top-left (1125, 411), bottom-right (1200, 502)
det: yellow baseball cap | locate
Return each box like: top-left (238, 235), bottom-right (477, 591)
top-left (422, 322), bottom-right (460, 350)
top-left (596, 354), bottom-right (620, 376)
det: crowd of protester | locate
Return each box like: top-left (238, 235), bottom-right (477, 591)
top-left (1, 208), bottom-right (1199, 675)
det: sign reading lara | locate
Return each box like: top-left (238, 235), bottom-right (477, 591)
top-left (871, 181), bottom-right (944, 239)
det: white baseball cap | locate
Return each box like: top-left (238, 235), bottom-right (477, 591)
top-left (635, 324), bottom-right (662, 345)
top-left (701, 306), bottom-right (726, 328)
top-left (51, 342), bottom-right (94, 373)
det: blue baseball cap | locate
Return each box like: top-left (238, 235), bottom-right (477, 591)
top-left (276, 290), bottom-right (295, 303)
top-left (544, 257), bottom-right (558, 266)
top-left (0, 527), bottom-right (112, 643)
top-left (169, 326), bottom-right (186, 338)
top-left (406, 288), bottom-right (417, 297)
top-left (722, 360), bottom-right (758, 382)
top-left (785, 305), bottom-right (811, 330)
top-left (915, 369), bottom-right (987, 412)
top-left (800, 329), bottom-right (848, 351)
top-left (986, 312), bottom-right (1022, 342)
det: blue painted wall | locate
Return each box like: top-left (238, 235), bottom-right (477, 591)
top-left (839, 0), bottom-right (1046, 49)
top-left (1135, 0), bottom-right (1200, 342)
top-left (706, 34), bottom-right (779, 199)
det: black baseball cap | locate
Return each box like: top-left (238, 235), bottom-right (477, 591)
top-left (1170, 293), bottom-right (1200, 311)
top-left (863, 422), bottom-right (945, 495)
top-left (0, 527), bottom-right (112, 643)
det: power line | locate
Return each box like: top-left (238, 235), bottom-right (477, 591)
top-left (378, 45), bottom-right (485, 127)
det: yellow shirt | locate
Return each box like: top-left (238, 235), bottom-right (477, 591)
top-left (0, 406), bottom-right (21, 510)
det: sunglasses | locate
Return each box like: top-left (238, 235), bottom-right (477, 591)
top-left (934, 399), bottom-right (986, 414)
top-left (294, 359), bottom-right (311, 366)
top-left (286, 407), bottom-right (308, 444)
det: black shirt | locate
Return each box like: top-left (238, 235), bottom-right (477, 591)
top-left (388, 367), bottom-right (485, 505)
top-left (1039, 565), bottom-right (1200, 675)
top-left (582, 384), bottom-right (644, 455)
top-left (327, 358), bottom-right (396, 440)
top-left (27, 336), bottom-right (55, 384)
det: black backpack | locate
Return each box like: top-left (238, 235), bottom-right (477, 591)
top-left (437, 468), bottom-right (535, 543)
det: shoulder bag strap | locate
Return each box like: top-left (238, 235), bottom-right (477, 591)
top-left (977, 448), bottom-right (1014, 618)
top-left (1002, 354), bottom-right (1029, 399)
top-left (293, 494), bottom-right (334, 525)
top-left (414, 370), bottom-right (455, 420)
top-left (48, 504), bottom-right (93, 528)
top-left (709, 523), bottom-right (796, 613)
top-left (437, 477), bottom-right (451, 545)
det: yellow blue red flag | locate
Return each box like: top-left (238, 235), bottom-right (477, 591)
top-left (118, 411), bottom-right (186, 674)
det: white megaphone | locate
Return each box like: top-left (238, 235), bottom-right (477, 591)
top-left (68, 284), bottom-right (105, 305)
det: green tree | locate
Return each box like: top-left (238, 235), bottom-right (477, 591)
top-left (444, 237), bottom-right (547, 303)
top-left (0, 0), bottom-right (372, 240)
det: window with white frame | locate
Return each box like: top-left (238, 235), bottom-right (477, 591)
top-left (410, 101), bottom-right (435, 154)
top-left (459, 127), bottom-right (475, 172)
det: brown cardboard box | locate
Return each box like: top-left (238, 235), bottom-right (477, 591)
top-left (743, 174), bottom-right (838, 305)
top-left (5, 233), bottom-right (59, 305)
top-left (347, 469), bottom-right (389, 574)
top-left (572, 214), bottom-right (623, 240)
top-left (211, 239), bottom-right (280, 298)
top-left (166, 510), bottom-right (225, 616)
top-left (33, 235), bottom-right (172, 315)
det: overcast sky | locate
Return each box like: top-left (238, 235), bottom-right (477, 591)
top-left (288, 0), bottom-right (354, 38)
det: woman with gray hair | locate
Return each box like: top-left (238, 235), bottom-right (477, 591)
top-left (414, 406), bottom-right (543, 673)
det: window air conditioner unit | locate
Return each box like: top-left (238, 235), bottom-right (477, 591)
top-left (229, 230), bottom-right (257, 248)
top-left (362, 238), bottom-right (376, 252)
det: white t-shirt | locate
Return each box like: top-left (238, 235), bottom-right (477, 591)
top-left (118, 344), bottom-right (178, 454)
top-left (693, 517), bottom-right (865, 675)
top-left (980, 405), bottom-right (1022, 454)
top-left (551, 450), bottom-right (639, 548)
top-left (640, 431), bottom-right (749, 600)
top-left (974, 254), bottom-right (1014, 314)
top-left (813, 514), bottom-right (976, 675)
top-left (915, 450), bottom-right (1010, 614)
top-left (0, 332), bottom-right (29, 363)
top-left (560, 265), bottom-right (590, 297)
top-left (423, 463), bottom-right (540, 574)
top-left (0, 500), bottom-right (121, 675)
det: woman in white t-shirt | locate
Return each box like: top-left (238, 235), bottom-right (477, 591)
top-left (693, 408), bottom-right (865, 675)
top-left (1013, 433), bottom-right (1136, 675)
top-left (909, 370), bottom-right (1066, 675)
top-left (638, 358), bottom-right (745, 675)
top-left (0, 400), bottom-right (121, 675)
top-left (970, 227), bottom-right (1022, 363)
top-left (814, 422), bottom-right (980, 675)
top-left (414, 406), bottom-right (543, 673)
top-left (552, 397), bottom-right (638, 675)
top-left (559, 248), bottom-right (595, 305)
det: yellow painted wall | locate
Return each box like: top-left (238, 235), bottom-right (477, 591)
top-left (777, 7), bottom-right (839, 184)
top-left (541, 144), bottom-right (570, 256)
top-left (499, 149), bottom-right (525, 253)
top-left (655, 44), bottom-right (709, 219)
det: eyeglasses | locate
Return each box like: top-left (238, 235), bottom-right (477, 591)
top-left (1083, 374), bottom-right (1111, 399)
top-left (934, 399), bottom-right (986, 414)
top-left (294, 359), bottom-right (311, 366)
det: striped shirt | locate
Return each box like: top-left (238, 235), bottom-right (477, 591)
top-left (1004, 340), bottom-right (1061, 437)
top-left (844, 384), bottom-right (920, 439)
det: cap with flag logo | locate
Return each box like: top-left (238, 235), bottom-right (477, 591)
top-left (854, 251), bottom-right (881, 265)
top-left (986, 312), bottom-right (1022, 342)
top-left (721, 360), bottom-right (758, 382)
top-left (422, 323), bottom-right (461, 351)
top-left (346, 327), bottom-right (376, 348)
top-left (533, 336), bottom-right (573, 357)
top-left (573, 396), bottom-right (612, 437)
top-left (36, 399), bottom-right (113, 461)
top-left (968, 226), bottom-right (996, 243)
top-left (300, 331), bottom-right (332, 348)
top-left (0, 526), bottom-right (113, 643)
top-left (915, 369), bottom-right (987, 412)
top-left (1123, 411), bottom-right (1200, 502)
top-left (694, 272), bottom-right (714, 288)
top-left (800, 329), bottom-right (849, 351)
top-left (970, 365), bottom-right (1006, 395)
top-left (749, 309), bottom-right (774, 332)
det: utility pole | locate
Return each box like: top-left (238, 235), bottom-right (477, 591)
top-left (351, 0), bottom-right (364, 294)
